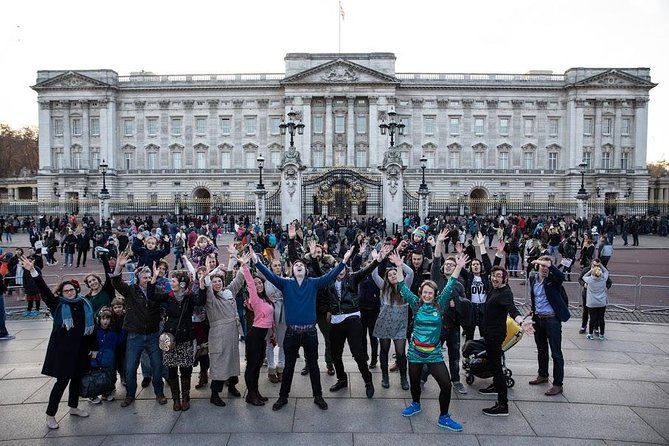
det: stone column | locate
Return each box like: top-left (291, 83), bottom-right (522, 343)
top-left (102, 98), bottom-right (118, 168)
top-left (346, 96), bottom-right (355, 166)
top-left (368, 96), bottom-right (379, 167)
top-left (593, 100), bottom-right (603, 168)
top-left (63, 101), bottom-right (71, 167)
top-left (418, 189), bottom-right (429, 224)
top-left (82, 101), bottom-right (90, 168)
top-left (614, 99), bottom-right (623, 163)
top-left (38, 101), bottom-right (52, 169)
top-left (379, 150), bottom-right (405, 233)
top-left (301, 96), bottom-right (312, 166)
top-left (280, 163), bottom-right (304, 229)
top-left (574, 101), bottom-right (585, 166)
top-left (255, 188), bottom-right (267, 223)
top-left (634, 98), bottom-right (649, 169)
top-left (325, 96), bottom-right (333, 167)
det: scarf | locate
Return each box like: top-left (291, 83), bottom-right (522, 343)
top-left (53, 295), bottom-right (94, 336)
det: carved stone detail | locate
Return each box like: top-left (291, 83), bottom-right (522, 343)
top-left (40, 101), bottom-right (51, 110)
top-left (207, 99), bottom-right (220, 108)
top-left (634, 97), bottom-right (648, 108)
top-left (159, 100), bottom-right (170, 110)
top-left (536, 100), bottom-right (548, 109)
top-left (411, 98), bottom-right (424, 107)
top-left (257, 98), bottom-right (270, 108)
top-left (437, 97), bottom-right (449, 108)
top-left (232, 99), bottom-right (244, 108)
top-left (321, 64), bottom-right (359, 82)
top-left (462, 99), bottom-right (474, 108)
top-left (183, 100), bottom-right (194, 109)
top-left (486, 99), bottom-right (498, 108)
top-left (368, 96), bottom-right (379, 105)
top-left (511, 100), bottom-right (523, 108)
top-left (134, 100), bottom-right (146, 109)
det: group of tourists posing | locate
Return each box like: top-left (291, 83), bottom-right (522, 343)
top-left (8, 211), bottom-right (619, 433)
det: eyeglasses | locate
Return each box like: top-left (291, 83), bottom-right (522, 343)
top-left (62, 288), bottom-right (77, 294)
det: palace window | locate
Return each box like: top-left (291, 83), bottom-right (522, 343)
top-left (124, 152), bottom-right (133, 170)
top-left (448, 151), bottom-right (460, 169)
top-left (245, 151), bottom-right (256, 169)
top-left (53, 118), bottom-right (63, 136)
top-left (72, 150), bottom-right (82, 169)
top-left (54, 151), bottom-right (64, 169)
top-left (583, 151), bottom-right (591, 168)
top-left (172, 151), bottom-right (182, 169)
top-left (424, 116), bottom-right (435, 135)
top-left (602, 117), bottom-right (612, 136)
top-left (498, 152), bottom-right (509, 170)
top-left (474, 152), bottom-right (484, 169)
top-left (244, 116), bottom-right (257, 135)
top-left (220, 117), bottom-right (231, 135)
top-left (601, 152), bottom-right (611, 169)
top-left (90, 117), bottom-right (100, 136)
top-left (524, 117), bottom-right (534, 136)
top-left (549, 118), bottom-right (559, 136)
top-left (620, 151), bottom-right (630, 170)
top-left (548, 152), bottom-right (558, 170)
top-left (499, 117), bottom-right (509, 135)
top-left (449, 117), bottom-right (460, 135)
top-left (196, 151), bottom-right (207, 169)
top-left (313, 115), bottom-right (324, 134)
top-left (334, 115), bottom-right (345, 134)
top-left (195, 117), bottom-right (207, 135)
top-left (171, 117), bottom-right (182, 136)
top-left (147, 118), bottom-right (158, 136)
top-left (356, 115), bottom-right (367, 134)
top-left (220, 151), bottom-right (231, 168)
top-left (523, 151), bottom-right (534, 169)
top-left (474, 117), bottom-right (485, 135)
top-left (147, 152), bottom-right (157, 170)
top-left (312, 150), bottom-right (324, 167)
top-left (270, 151), bottom-right (281, 168)
top-left (72, 118), bottom-right (82, 136)
top-left (123, 119), bottom-right (134, 136)
top-left (90, 150), bottom-right (100, 169)
top-left (621, 118), bottom-right (631, 136)
top-left (355, 149), bottom-right (367, 167)
top-left (584, 117), bottom-right (593, 136)
top-left (270, 117), bottom-right (281, 135)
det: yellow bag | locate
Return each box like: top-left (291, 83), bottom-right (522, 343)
top-left (502, 317), bottom-right (523, 351)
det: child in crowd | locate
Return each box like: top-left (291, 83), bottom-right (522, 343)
top-left (191, 235), bottom-right (218, 267)
top-left (110, 296), bottom-right (127, 385)
top-left (89, 307), bottom-right (124, 404)
top-left (131, 232), bottom-right (171, 268)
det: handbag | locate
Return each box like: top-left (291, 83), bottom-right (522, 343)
top-left (80, 361), bottom-right (116, 398)
top-left (159, 297), bottom-right (188, 352)
top-left (195, 342), bottom-right (209, 358)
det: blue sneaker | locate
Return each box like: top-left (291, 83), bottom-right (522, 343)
top-left (30, 310), bottom-right (40, 317)
top-left (22, 310), bottom-right (30, 317)
top-left (438, 414), bottom-right (463, 432)
top-left (401, 401), bottom-right (421, 417)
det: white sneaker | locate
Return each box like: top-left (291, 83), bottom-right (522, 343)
top-left (88, 396), bottom-right (101, 404)
top-left (453, 381), bottom-right (468, 394)
top-left (69, 407), bottom-right (89, 417)
top-left (46, 415), bottom-right (59, 429)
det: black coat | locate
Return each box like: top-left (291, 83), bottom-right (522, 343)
top-left (34, 272), bottom-right (95, 379)
top-left (147, 285), bottom-right (204, 343)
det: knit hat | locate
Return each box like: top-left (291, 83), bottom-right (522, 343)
top-left (412, 226), bottom-right (427, 239)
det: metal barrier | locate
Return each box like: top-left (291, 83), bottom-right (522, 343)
top-left (638, 276), bottom-right (669, 314)
top-left (603, 274), bottom-right (638, 313)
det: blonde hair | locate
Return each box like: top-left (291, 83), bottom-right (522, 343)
top-left (196, 235), bottom-right (212, 245)
top-left (592, 266), bottom-right (602, 278)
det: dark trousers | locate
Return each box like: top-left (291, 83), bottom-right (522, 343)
top-left (409, 361), bottom-right (452, 416)
top-left (280, 326), bottom-right (322, 399)
top-left (360, 307), bottom-right (379, 362)
top-left (485, 335), bottom-right (507, 406)
top-left (581, 293), bottom-right (589, 329)
top-left (316, 312), bottom-right (332, 366)
top-left (421, 325), bottom-right (461, 384)
top-left (244, 326), bottom-right (268, 394)
top-left (168, 366), bottom-right (192, 380)
top-left (588, 306), bottom-right (606, 335)
top-left (46, 377), bottom-right (80, 416)
top-left (330, 316), bottom-right (372, 384)
top-left (464, 303), bottom-right (485, 341)
top-left (533, 316), bottom-right (564, 386)
top-left (76, 249), bottom-right (88, 267)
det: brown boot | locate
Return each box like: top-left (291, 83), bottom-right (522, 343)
top-left (268, 368), bottom-right (279, 384)
top-left (169, 379), bottom-right (181, 411)
top-left (195, 370), bottom-right (208, 390)
top-left (180, 376), bottom-right (191, 411)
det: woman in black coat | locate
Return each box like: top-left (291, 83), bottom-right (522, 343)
top-left (19, 256), bottom-right (96, 430)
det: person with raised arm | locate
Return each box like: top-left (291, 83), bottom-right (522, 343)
top-left (251, 223), bottom-right (353, 412)
top-left (392, 250), bottom-right (468, 432)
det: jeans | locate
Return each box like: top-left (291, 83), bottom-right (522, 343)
top-left (4, 233), bottom-right (11, 242)
top-left (533, 316), bottom-right (564, 386)
top-left (125, 331), bottom-right (165, 398)
top-left (64, 253), bottom-right (74, 266)
top-left (279, 326), bottom-right (322, 399)
top-left (360, 307), bottom-right (379, 362)
top-left (266, 322), bottom-right (286, 370)
top-left (316, 312), bottom-right (333, 366)
top-left (330, 316), bottom-right (372, 384)
top-left (0, 293), bottom-right (8, 337)
top-left (509, 254), bottom-right (520, 275)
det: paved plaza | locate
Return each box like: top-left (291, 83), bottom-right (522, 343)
top-left (1, 233), bottom-right (669, 445)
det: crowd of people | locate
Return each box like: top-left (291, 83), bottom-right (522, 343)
top-left (0, 208), bottom-right (637, 432)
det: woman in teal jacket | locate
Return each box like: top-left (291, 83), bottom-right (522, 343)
top-left (391, 250), bottom-right (468, 432)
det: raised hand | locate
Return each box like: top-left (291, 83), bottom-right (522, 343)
top-left (475, 232), bottom-right (485, 247)
top-left (18, 255), bottom-right (34, 271)
top-left (496, 239), bottom-right (506, 253)
top-left (308, 240), bottom-right (317, 257)
top-left (437, 228), bottom-right (450, 243)
top-left (116, 251), bottom-right (130, 267)
top-left (427, 235), bottom-right (436, 246)
top-left (226, 243), bottom-right (236, 255)
top-left (379, 243), bottom-right (393, 259)
top-left (249, 248), bottom-right (259, 264)
top-left (370, 248), bottom-right (380, 262)
top-left (239, 251), bottom-right (252, 265)
top-left (455, 253), bottom-right (470, 268)
top-left (455, 241), bottom-right (464, 255)
top-left (151, 262), bottom-right (159, 283)
top-left (288, 223), bottom-right (296, 239)
top-left (388, 250), bottom-right (403, 268)
top-left (343, 245), bottom-right (356, 264)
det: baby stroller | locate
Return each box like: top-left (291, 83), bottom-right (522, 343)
top-left (461, 317), bottom-right (524, 388)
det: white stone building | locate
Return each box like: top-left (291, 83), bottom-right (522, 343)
top-left (31, 52), bottom-right (656, 220)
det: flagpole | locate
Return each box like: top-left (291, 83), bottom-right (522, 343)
top-left (338, 1), bottom-right (342, 53)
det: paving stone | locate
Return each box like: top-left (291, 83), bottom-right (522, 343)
top-left (562, 378), bottom-right (669, 408)
top-left (629, 407), bottom-right (669, 443)
top-left (626, 352), bottom-right (669, 367)
top-left (516, 401), bottom-right (667, 443)
top-left (293, 397), bottom-right (411, 433)
top-left (171, 398), bottom-right (295, 434)
top-left (0, 436), bottom-right (105, 446)
top-left (46, 400), bottom-right (181, 437)
top-left (231, 433), bottom-right (352, 445)
top-left (355, 432), bottom-right (479, 445)
top-left (570, 337), bottom-right (666, 354)
top-left (3, 365), bottom-right (46, 379)
top-left (477, 436), bottom-right (605, 445)
top-left (587, 363), bottom-right (669, 383)
top-left (0, 377), bottom-right (50, 404)
top-left (99, 434), bottom-right (230, 446)
top-left (0, 367), bottom-right (14, 379)
top-left (0, 402), bottom-right (68, 440)
top-left (0, 338), bottom-right (46, 352)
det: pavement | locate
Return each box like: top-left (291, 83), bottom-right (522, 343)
top-left (1, 232), bottom-right (669, 445)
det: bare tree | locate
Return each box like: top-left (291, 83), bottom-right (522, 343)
top-left (0, 124), bottom-right (38, 177)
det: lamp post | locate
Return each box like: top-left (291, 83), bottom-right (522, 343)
top-left (279, 108), bottom-right (305, 149)
top-left (257, 154), bottom-right (265, 190)
top-left (417, 155), bottom-right (429, 223)
top-left (379, 109), bottom-right (405, 148)
top-left (98, 160), bottom-right (110, 225)
top-left (575, 161), bottom-right (591, 220)
top-left (419, 155), bottom-right (428, 192)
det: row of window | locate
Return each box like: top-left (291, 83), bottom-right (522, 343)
top-left (583, 116), bottom-right (633, 137)
top-left (52, 117), bottom-right (100, 137)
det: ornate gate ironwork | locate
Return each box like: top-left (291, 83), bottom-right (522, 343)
top-left (266, 187), bottom-right (281, 219)
top-left (403, 190), bottom-right (419, 215)
top-left (302, 168), bottom-right (382, 220)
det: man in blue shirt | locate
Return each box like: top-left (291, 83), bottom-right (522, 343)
top-left (529, 255), bottom-right (569, 396)
top-left (252, 234), bottom-right (354, 412)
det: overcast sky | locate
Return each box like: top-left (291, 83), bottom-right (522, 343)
top-left (1, 0), bottom-right (667, 162)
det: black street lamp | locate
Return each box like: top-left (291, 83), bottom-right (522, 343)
top-left (99, 160), bottom-right (109, 197)
top-left (257, 154), bottom-right (265, 190)
top-left (279, 108), bottom-right (305, 148)
top-left (419, 155), bottom-right (428, 192)
top-left (576, 161), bottom-right (590, 199)
top-left (379, 109), bottom-right (405, 148)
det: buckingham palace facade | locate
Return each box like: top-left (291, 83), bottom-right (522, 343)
top-left (30, 52), bottom-right (656, 219)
